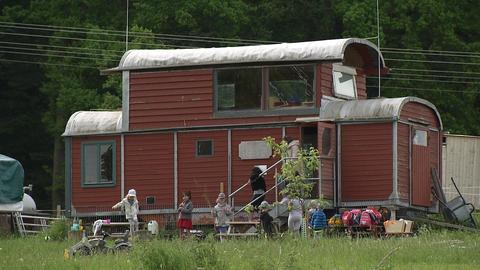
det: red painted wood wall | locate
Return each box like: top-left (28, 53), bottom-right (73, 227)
top-left (341, 123), bottom-right (393, 201)
top-left (400, 102), bottom-right (441, 207)
top-left (129, 70), bottom-right (214, 130)
top-left (177, 130), bottom-right (228, 208)
top-left (71, 135), bottom-right (121, 209)
top-left (397, 123), bottom-right (410, 203)
top-left (317, 122), bottom-right (336, 200)
top-left (124, 133), bottom-right (174, 207)
top-left (231, 128), bottom-right (283, 204)
top-left (128, 63), bottom-right (368, 132)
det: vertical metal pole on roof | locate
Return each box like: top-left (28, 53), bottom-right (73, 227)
top-left (125, 0), bottom-right (129, 51)
top-left (376, 0), bottom-right (381, 97)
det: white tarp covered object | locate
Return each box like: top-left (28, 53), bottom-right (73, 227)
top-left (318, 96), bottom-right (443, 129)
top-left (111, 38), bottom-right (385, 71)
top-left (62, 111), bottom-right (122, 136)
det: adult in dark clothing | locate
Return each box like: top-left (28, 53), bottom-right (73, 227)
top-left (249, 166), bottom-right (266, 212)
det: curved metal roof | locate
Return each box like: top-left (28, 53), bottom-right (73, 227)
top-left (107, 38), bottom-right (385, 72)
top-left (62, 111), bottom-right (122, 136)
top-left (319, 97), bottom-right (443, 129)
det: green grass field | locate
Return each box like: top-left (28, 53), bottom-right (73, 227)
top-left (1, 230), bottom-right (479, 270)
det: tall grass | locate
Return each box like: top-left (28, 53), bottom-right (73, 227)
top-left (1, 230), bottom-right (479, 270)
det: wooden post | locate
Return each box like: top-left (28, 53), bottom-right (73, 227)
top-left (220, 182), bottom-right (224, 193)
top-left (56, 204), bottom-right (61, 218)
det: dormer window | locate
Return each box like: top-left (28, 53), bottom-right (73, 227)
top-left (216, 68), bottom-right (262, 111)
top-left (215, 64), bottom-right (315, 113)
top-left (268, 66), bottom-right (314, 109)
top-left (332, 64), bottom-right (357, 99)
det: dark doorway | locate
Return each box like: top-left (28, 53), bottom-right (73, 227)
top-left (301, 126), bottom-right (318, 149)
top-left (301, 125), bottom-right (318, 198)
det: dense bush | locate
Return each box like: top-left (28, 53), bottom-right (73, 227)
top-left (41, 218), bottom-right (69, 241)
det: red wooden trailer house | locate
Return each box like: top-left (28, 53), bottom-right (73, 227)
top-left (63, 38), bottom-right (442, 223)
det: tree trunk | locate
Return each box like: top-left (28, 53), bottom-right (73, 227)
top-left (51, 135), bottom-right (65, 210)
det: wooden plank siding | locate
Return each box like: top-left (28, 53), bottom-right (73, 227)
top-left (129, 70), bottom-right (214, 130)
top-left (319, 64), bottom-right (333, 98)
top-left (397, 123), bottom-right (410, 202)
top-left (177, 130), bottom-right (228, 208)
top-left (317, 122), bottom-right (336, 200)
top-left (400, 102), bottom-right (440, 128)
top-left (412, 142), bottom-right (431, 206)
top-left (341, 123), bottom-right (393, 201)
top-left (355, 70), bottom-right (367, 99)
top-left (231, 128), bottom-right (283, 205)
top-left (124, 133), bottom-right (174, 207)
top-left (400, 102), bottom-right (441, 207)
top-left (71, 136), bottom-right (121, 209)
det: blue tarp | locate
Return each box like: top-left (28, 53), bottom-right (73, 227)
top-left (0, 154), bottom-right (24, 204)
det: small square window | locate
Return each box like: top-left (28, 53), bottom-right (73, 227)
top-left (332, 64), bottom-right (357, 99)
top-left (146, 196), bottom-right (156, 205)
top-left (196, 140), bottom-right (213, 157)
top-left (413, 130), bottom-right (428, 146)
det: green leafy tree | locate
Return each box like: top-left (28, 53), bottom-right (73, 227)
top-left (263, 136), bottom-right (319, 199)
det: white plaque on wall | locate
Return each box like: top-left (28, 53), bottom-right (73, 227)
top-left (238, 141), bottom-right (272, 160)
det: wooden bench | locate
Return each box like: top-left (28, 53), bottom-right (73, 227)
top-left (227, 221), bottom-right (259, 234)
top-left (215, 221), bottom-right (260, 240)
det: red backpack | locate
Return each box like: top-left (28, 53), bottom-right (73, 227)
top-left (360, 209), bottom-right (383, 229)
top-left (368, 208), bottom-right (383, 223)
top-left (342, 209), bottom-right (362, 226)
top-left (360, 210), bottom-right (374, 228)
top-left (341, 210), bottom-right (352, 226)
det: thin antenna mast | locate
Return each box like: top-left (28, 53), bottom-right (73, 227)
top-left (376, 0), bottom-right (381, 97)
top-left (125, 0), bottom-right (129, 51)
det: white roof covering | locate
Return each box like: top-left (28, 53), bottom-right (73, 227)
top-left (62, 111), bottom-right (122, 136)
top-left (110, 38), bottom-right (385, 72)
top-left (318, 97), bottom-right (443, 129)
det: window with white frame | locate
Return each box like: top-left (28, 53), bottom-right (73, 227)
top-left (332, 64), bottom-right (357, 99)
top-left (82, 141), bottom-right (115, 186)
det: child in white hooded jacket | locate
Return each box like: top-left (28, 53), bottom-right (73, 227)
top-left (112, 189), bottom-right (139, 235)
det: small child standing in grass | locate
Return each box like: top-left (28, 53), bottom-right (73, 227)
top-left (177, 191), bottom-right (193, 239)
top-left (259, 201), bottom-right (274, 237)
top-left (112, 188), bottom-right (139, 236)
top-left (308, 201), bottom-right (327, 235)
top-left (212, 192), bottom-right (233, 234)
